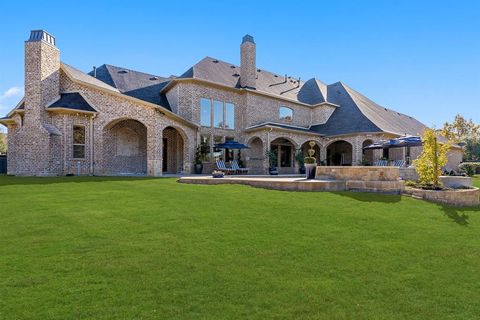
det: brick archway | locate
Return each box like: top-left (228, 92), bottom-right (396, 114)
top-left (102, 119), bottom-right (147, 175)
top-left (162, 126), bottom-right (184, 174)
top-left (326, 140), bottom-right (353, 166)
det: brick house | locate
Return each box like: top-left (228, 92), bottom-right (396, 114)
top-left (0, 30), bottom-right (462, 176)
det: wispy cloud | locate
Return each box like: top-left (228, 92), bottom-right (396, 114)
top-left (0, 86), bottom-right (24, 115)
top-left (0, 87), bottom-right (23, 100)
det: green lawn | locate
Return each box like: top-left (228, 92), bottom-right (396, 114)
top-left (1, 176), bottom-right (479, 320)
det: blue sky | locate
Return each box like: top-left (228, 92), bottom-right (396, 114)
top-left (0, 0), bottom-right (479, 133)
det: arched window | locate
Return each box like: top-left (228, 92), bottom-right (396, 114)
top-left (279, 106), bottom-right (293, 121)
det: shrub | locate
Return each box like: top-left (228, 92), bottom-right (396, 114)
top-left (405, 180), bottom-right (417, 187)
top-left (304, 157), bottom-right (316, 164)
top-left (413, 128), bottom-right (450, 187)
top-left (459, 162), bottom-right (480, 177)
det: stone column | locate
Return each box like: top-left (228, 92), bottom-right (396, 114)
top-left (352, 137), bottom-right (362, 165)
top-left (147, 123), bottom-right (162, 177)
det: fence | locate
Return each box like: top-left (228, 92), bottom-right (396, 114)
top-left (0, 155), bottom-right (6, 174)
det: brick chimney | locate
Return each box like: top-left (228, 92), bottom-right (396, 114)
top-left (240, 35), bottom-right (256, 89)
top-left (24, 30), bottom-right (60, 125)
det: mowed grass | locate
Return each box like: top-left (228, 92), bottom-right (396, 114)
top-left (1, 176), bottom-right (479, 320)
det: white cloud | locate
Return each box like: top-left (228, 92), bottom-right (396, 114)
top-left (0, 86), bottom-right (24, 115)
top-left (0, 87), bottom-right (23, 100)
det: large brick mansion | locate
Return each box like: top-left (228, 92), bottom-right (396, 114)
top-left (0, 30), bottom-right (461, 176)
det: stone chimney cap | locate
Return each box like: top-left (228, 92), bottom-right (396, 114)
top-left (27, 30), bottom-right (56, 46)
top-left (242, 34), bottom-right (255, 44)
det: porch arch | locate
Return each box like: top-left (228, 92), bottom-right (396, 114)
top-left (246, 136), bottom-right (265, 175)
top-left (270, 137), bottom-right (296, 174)
top-left (162, 126), bottom-right (185, 174)
top-left (326, 140), bottom-right (353, 166)
top-left (362, 139), bottom-right (374, 165)
top-left (102, 118), bottom-right (148, 175)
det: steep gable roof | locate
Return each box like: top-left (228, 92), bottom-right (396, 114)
top-left (47, 92), bottom-right (97, 113)
top-left (310, 82), bottom-right (426, 136)
top-left (62, 63), bottom-right (120, 93)
top-left (178, 57), bottom-right (306, 102)
top-left (88, 64), bottom-right (173, 109)
top-left (52, 54), bottom-right (430, 138)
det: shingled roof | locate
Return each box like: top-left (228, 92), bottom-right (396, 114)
top-left (79, 56), bottom-right (425, 137)
top-left (175, 56), bottom-right (426, 136)
top-left (310, 82), bottom-right (426, 136)
top-left (87, 64), bottom-right (173, 109)
top-left (47, 92), bottom-right (96, 113)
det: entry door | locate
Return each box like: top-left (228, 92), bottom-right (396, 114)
top-left (163, 138), bottom-right (168, 172)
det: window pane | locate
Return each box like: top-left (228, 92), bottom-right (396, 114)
top-left (200, 135), bottom-right (211, 161)
top-left (225, 103), bottom-right (235, 129)
top-left (213, 136), bottom-right (223, 161)
top-left (73, 145), bottom-right (85, 159)
top-left (279, 106), bottom-right (293, 121)
top-left (73, 126), bottom-right (85, 144)
top-left (200, 98), bottom-right (211, 127)
top-left (213, 100), bottom-right (223, 128)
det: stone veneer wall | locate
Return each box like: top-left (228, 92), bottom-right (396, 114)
top-left (9, 38), bottom-right (62, 175)
top-left (311, 105), bottom-right (336, 125)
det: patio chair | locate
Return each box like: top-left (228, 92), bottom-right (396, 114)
top-left (392, 160), bottom-right (406, 167)
top-left (373, 159), bottom-right (388, 166)
top-left (215, 160), bottom-right (234, 175)
top-left (231, 160), bottom-right (249, 175)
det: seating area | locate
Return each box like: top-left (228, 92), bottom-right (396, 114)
top-left (215, 160), bottom-right (249, 175)
top-left (373, 159), bottom-right (406, 167)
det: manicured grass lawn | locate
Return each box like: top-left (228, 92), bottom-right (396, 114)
top-left (474, 175), bottom-right (480, 188)
top-left (1, 176), bottom-right (479, 319)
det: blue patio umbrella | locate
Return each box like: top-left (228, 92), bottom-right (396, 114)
top-left (362, 136), bottom-right (422, 150)
top-left (214, 140), bottom-right (249, 149)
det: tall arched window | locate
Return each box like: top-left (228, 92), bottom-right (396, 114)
top-left (279, 106), bottom-right (293, 121)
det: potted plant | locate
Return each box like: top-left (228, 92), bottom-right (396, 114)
top-left (212, 170), bottom-right (224, 178)
top-left (266, 150), bottom-right (278, 175)
top-left (295, 150), bottom-right (305, 174)
top-left (304, 141), bottom-right (317, 179)
top-left (194, 147), bottom-right (203, 174)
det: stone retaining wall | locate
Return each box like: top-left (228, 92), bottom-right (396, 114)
top-left (316, 166), bottom-right (400, 181)
top-left (399, 167), bottom-right (418, 181)
top-left (404, 187), bottom-right (480, 207)
top-left (315, 166), bottom-right (404, 193)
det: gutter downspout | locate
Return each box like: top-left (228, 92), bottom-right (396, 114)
top-left (89, 114), bottom-right (97, 175)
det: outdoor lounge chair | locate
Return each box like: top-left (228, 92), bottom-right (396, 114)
top-left (231, 160), bottom-right (249, 175)
top-left (215, 160), bottom-right (234, 175)
top-left (373, 159), bottom-right (388, 166)
top-left (392, 160), bottom-right (406, 167)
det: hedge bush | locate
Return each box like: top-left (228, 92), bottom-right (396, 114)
top-left (458, 162), bottom-right (480, 176)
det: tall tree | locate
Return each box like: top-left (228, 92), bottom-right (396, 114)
top-left (0, 133), bottom-right (6, 154)
top-left (442, 114), bottom-right (479, 141)
top-left (442, 114), bottom-right (480, 161)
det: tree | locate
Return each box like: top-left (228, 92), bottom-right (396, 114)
top-left (413, 128), bottom-right (450, 188)
top-left (442, 114), bottom-right (480, 143)
top-left (442, 114), bottom-right (480, 161)
top-left (0, 133), bottom-right (6, 154)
